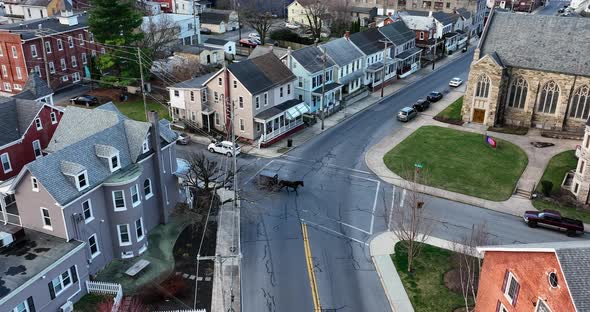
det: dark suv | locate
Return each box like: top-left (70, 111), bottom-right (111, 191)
top-left (413, 99), bottom-right (431, 112)
top-left (427, 91), bottom-right (443, 102)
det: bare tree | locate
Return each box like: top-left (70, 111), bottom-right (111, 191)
top-left (452, 223), bottom-right (492, 311)
top-left (139, 14), bottom-right (182, 59)
top-left (303, 1), bottom-right (331, 40)
top-left (391, 168), bottom-right (434, 272)
top-left (185, 152), bottom-right (234, 195)
top-left (242, 7), bottom-right (273, 45)
top-left (169, 57), bottom-right (209, 81)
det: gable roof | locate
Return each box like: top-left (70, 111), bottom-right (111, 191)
top-left (204, 37), bottom-right (230, 46)
top-left (456, 8), bottom-right (471, 19)
top-left (432, 11), bottom-right (455, 26)
top-left (291, 45), bottom-right (334, 73)
top-left (23, 103), bottom-right (175, 205)
top-left (248, 45), bottom-right (289, 60)
top-left (479, 11), bottom-right (590, 77)
top-left (320, 38), bottom-right (363, 67)
top-left (227, 53), bottom-right (295, 95)
top-left (14, 71), bottom-right (54, 101)
top-left (170, 72), bottom-right (216, 89)
top-left (0, 13), bottom-right (89, 40)
top-left (379, 21), bottom-right (415, 46)
top-left (349, 27), bottom-right (388, 55)
top-left (399, 11), bottom-right (434, 31)
top-left (0, 97), bottom-right (45, 146)
top-left (200, 11), bottom-right (230, 24)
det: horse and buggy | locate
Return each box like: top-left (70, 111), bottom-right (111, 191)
top-left (256, 169), bottom-right (304, 193)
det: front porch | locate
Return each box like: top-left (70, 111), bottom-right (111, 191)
top-left (443, 32), bottom-right (459, 54)
top-left (365, 59), bottom-right (397, 89)
top-left (396, 47), bottom-right (422, 79)
top-left (310, 82), bottom-right (344, 115)
top-left (254, 99), bottom-right (310, 147)
top-left (0, 179), bottom-right (20, 226)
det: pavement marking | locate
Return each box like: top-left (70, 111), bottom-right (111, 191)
top-left (301, 222), bottom-right (322, 312)
top-left (283, 155), bottom-right (372, 175)
top-left (303, 219), bottom-right (369, 246)
top-left (350, 174), bottom-right (380, 183)
top-left (370, 180), bottom-right (381, 235)
top-left (400, 189), bottom-right (406, 208)
top-left (389, 185), bottom-right (396, 231)
top-left (243, 159), bottom-right (275, 185)
top-left (301, 210), bottom-right (372, 235)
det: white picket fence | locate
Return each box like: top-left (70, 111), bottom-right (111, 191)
top-left (86, 281), bottom-right (123, 312)
top-left (155, 310), bottom-right (206, 312)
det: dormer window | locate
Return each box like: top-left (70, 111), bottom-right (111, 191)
top-left (76, 171), bottom-right (88, 191)
top-left (110, 153), bottom-right (120, 172)
top-left (95, 144), bottom-right (120, 172)
top-left (142, 133), bottom-right (151, 153)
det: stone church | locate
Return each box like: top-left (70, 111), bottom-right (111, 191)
top-left (461, 10), bottom-right (590, 132)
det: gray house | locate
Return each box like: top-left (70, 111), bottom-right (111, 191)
top-left (1, 103), bottom-right (179, 311)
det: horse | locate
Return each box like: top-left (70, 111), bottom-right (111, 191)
top-left (278, 180), bottom-right (304, 194)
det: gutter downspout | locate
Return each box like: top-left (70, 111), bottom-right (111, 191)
top-left (148, 111), bottom-right (169, 224)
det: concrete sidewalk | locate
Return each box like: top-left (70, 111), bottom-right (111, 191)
top-left (184, 40), bottom-right (479, 159)
top-left (369, 231), bottom-right (475, 312)
top-left (364, 87), bottom-right (581, 219)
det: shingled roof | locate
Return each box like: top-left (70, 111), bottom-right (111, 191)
top-left (379, 21), bottom-right (415, 46)
top-left (479, 11), bottom-right (590, 76)
top-left (0, 13), bottom-right (88, 40)
top-left (320, 38), bottom-right (363, 67)
top-left (14, 71), bottom-right (54, 101)
top-left (0, 97), bottom-right (44, 146)
top-left (291, 45), bottom-right (335, 73)
top-left (228, 52), bottom-right (295, 94)
top-left (349, 27), bottom-right (389, 55)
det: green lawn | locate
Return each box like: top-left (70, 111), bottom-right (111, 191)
top-left (393, 242), bottom-right (470, 312)
top-left (532, 198), bottom-right (590, 224)
top-left (536, 150), bottom-right (577, 194)
top-left (384, 125), bottom-right (528, 201)
top-left (73, 293), bottom-right (111, 312)
top-left (435, 96), bottom-right (463, 121)
top-left (113, 100), bottom-right (170, 122)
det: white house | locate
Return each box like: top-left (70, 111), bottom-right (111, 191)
top-left (204, 37), bottom-right (236, 56)
top-left (141, 12), bottom-right (201, 46)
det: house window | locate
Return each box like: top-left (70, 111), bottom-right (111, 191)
top-left (49, 61), bottom-right (55, 73)
top-left (233, 80), bottom-right (237, 88)
top-left (142, 133), bottom-right (151, 153)
top-left (12, 299), bottom-right (34, 312)
top-left (45, 41), bottom-right (51, 53)
top-left (535, 299), bottom-right (551, 312)
top-left (16, 67), bottom-right (22, 80)
top-left (68, 36), bottom-right (74, 48)
top-left (57, 39), bottom-right (63, 51)
top-left (287, 84), bottom-right (291, 94)
top-left (264, 92), bottom-right (268, 105)
top-left (34, 65), bottom-right (41, 77)
top-left (239, 118), bottom-right (245, 131)
top-left (507, 76), bottom-right (528, 109)
top-left (0, 46), bottom-right (3, 56)
top-left (72, 72), bottom-right (80, 82)
top-left (62, 75), bottom-right (69, 82)
top-left (71, 56), bottom-right (77, 67)
top-left (113, 190), bottom-right (126, 211)
top-left (110, 153), bottom-right (120, 171)
top-left (31, 176), bottom-right (39, 192)
top-left (11, 46), bottom-right (17, 58)
top-left (135, 218), bottom-right (144, 241)
top-left (60, 58), bottom-right (66, 70)
top-left (548, 272), bottom-right (558, 288)
top-left (50, 268), bottom-right (74, 297)
top-left (31, 45), bottom-right (37, 57)
top-left (214, 91), bottom-right (219, 103)
top-left (474, 74), bottom-right (491, 98)
top-left (27, 8), bottom-right (31, 17)
top-left (575, 182), bottom-right (580, 193)
top-left (144, 179), bottom-right (153, 198)
top-left (568, 85), bottom-right (590, 120)
top-left (255, 96), bottom-right (260, 109)
top-left (83, 199), bottom-right (94, 222)
top-left (13, 84), bottom-right (21, 91)
top-left (101, 47), bottom-right (106, 54)
top-left (91, 50), bottom-right (96, 57)
top-left (118, 224), bottom-right (131, 246)
top-left (82, 53), bottom-right (87, 64)
top-left (498, 302), bottom-right (508, 312)
top-left (32, 140), bottom-right (42, 158)
top-left (78, 34), bottom-right (84, 45)
top-left (41, 207), bottom-right (52, 229)
top-left (88, 234), bottom-right (100, 258)
top-left (503, 271), bottom-right (520, 306)
top-left (201, 90), bottom-right (207, 102)
top-left (174, 90), bottom-right (180, 97)
top-left (3, 82), bottom-right (11, 91)
top-left (419, 32), bottom-right (424, 40)
top-left (1, 65), bottom-right (6, 77)
top-left (239, 96), bottom-right (243, 108)
top-left (121, 251), bottom-right (134, 258)
top-left (190, 91), bottom-right (195, 101)
top-left (131, 184), bottom-right (140, 207)
top-left (218, 77), bottom-right (222, 86)
top-left (579, 160), bottom-right (585, 174)
top-left (215, 112), bottom-right (220, 125)
top-left (76, 171), bottom-right (88, 190)
top-left (538, 81), bottom-right (560, 114)
top-left (89, 32), bottom-right (94, 42)
top-left (280, 87), bottom-right (284, 97)
top-left (50, 112), bottom-right (57, 124)
top-left (1, 153), bottom-right (11, 173)
top-left (35, 118), bottom-right (42, 130)
top-left (298, 76), bottom-right (303, 88)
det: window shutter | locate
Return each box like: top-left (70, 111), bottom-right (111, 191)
top-left (48, 281), bottom-right (55, 300)
top-left (27, 296), bottom-right (36, 312)
top-left (495, 300), bottom-right (501, 312)
top-left (501, 270), bottom-right (509, 292)
top-left (71, 265), bottom-right (78, 284)
top-left (512, 282), bottom-right (520, 306)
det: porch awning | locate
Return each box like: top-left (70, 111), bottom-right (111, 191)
top-left (311, 82), bottom-right (343, 95)
top-left (286, 103), bottom-right (310, 120)
top-left (339, 71), bottom-right (364, 85)
top-left (202, 107), bottom-right (215, 115)
top-left (0, 178), bottom-right (15, 195)
top-left (396, 47), bottom-right (422, 60)
top-left (255, 99), bottom-right (305, 121)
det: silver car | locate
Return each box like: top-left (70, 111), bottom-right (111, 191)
top-left (176, 132), bottom-right (190, 145)
top-left (397, 107), bottom-right (418, 122)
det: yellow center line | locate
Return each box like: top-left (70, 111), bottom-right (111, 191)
top-left (302, 222), bottom-right (322, 312)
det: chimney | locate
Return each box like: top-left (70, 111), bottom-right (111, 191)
top-left (147, 110), bottom-right (169, 224)
top-left (287, 46), bottom-right (292, 70)
top-left (388, 11), bottom-right (392, 16)
top-left (344, 31), bottom-right (350, 40)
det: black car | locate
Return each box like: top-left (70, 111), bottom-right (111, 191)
top-left (427, 91), bottom-right (443, 102)
top-left (413, 99), bottom-right (431, 112)
top-left (70, 95), bottom-right (99, 106)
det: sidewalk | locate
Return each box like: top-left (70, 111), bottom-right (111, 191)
top-left (184, 40), bottom-right (479, 159)
top-left (369, 231), bottom-right (476, 312)
top-left (364, 87), bottom-right (581, 219)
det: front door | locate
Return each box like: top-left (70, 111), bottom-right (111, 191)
top-left (472, 109), bottom-right (485, 123)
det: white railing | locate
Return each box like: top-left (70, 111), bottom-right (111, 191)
top-left (86, 281), bottom-right (123, 312)
top-left (155, 310), bottom-right (206, 312)
top-left (261, 119), bottom-right (304, 143)
top-left (0, 212), bottom-right (21, 226)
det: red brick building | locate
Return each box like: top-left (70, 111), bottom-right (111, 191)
top-left (0, 11), bottom-right (102, 96)
top-left (475, 241), bottom-right (590, 312)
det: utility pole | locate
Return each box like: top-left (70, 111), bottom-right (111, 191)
top-left (192, 0), bottom-right (199, 44)
top-left (38, 32), bottom-right (51, 88)
top-left (379, 39), bottom-right (390, 98)
top-left (137, 47), bottom-right (148, 121)
top-left (320, 46), bottom-right (326, 131)
top-left (431, 20), bottom-right (437, 70)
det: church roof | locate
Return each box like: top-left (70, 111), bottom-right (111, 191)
top-left (479, 11), bottom-right (590, 76)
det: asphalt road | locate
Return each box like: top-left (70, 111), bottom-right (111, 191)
top-left (176, 50), bottom-right (587, 312)
top-left (536, 0), bottom-right (567, 15)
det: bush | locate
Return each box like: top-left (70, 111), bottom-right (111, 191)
top-left (541, 180), bottom-right (553, 196)
top-left (270, 28), bottom-right (315, 45)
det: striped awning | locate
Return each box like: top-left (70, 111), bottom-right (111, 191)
top-left (286, 103), bottom-right (310, 120)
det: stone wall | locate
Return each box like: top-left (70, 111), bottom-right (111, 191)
top-left (573, 127), bottom-right (590, 203)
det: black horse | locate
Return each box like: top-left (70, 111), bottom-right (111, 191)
top-left (278, 180), bottom-right (304, 194)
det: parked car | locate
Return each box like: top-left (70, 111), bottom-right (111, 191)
top-left (427, 91), bottom-right (443, 102)
top-left (449, 77), bottom-right (463, 87)
top-left (248, 32), bottom-right (261, 41)
top-left (413, 99), bottom-right (431, 112)
top-left (523, 209), bottom-right (584, 236)
top-left (200, 28), bottom-right (212, 34)
top-left (558, 8), bottom-right (565, 13)
top-left (285, 22), bottom-right (300, 29)
top-left (239, 38), bottom-right (258, 47)
top-left (397, 107), bottom-right (417, 122)
top-left (176, 132), bottom-right (190, 145)
top-left (208, 140), bottom-right (241, 156)
top-left (70, 95), bottom-right (99, 106)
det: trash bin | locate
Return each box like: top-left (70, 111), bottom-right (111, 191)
top-left (287, 139), bottom-right (293, 147)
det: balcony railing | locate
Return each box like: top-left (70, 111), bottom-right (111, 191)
top-left (260, 119), bottom-right (304, 144)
